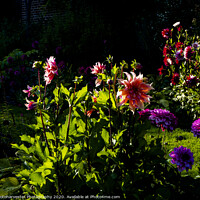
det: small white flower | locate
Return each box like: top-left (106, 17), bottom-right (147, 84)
top-left (173, 21), bottom-right (180, 27)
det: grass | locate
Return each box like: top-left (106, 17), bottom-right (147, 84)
top-left (145, 127), bottom-right (200, 178)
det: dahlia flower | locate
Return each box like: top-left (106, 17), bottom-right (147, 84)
top-left (90, 62), bottom-right (106, 87)
top-left (169, 146), bottom-right (194, 172)
top-left (186, 75), bottom-right (199, 87)
top-left (25, 98), bottom-right (37, 110)
top-left (163, 44), bottom-right (171, 56)
top-left (91, 62), bottom-right (106, 75)
top-left (175, 50), bottom-right (184, 61)
top-left (22, 85), bottom-right (33, 97)
top-left (175, 42), bottom-right (183, 50)
top-left (148, 109), bottom-right (178, 132)
top-left (138, 109), bottom-right (152, 119)
top-left (184, 46), bottom-right (194, 60)
top-left (164, 57), bottom-right (173, 66)
top-left (117, 72), bottom-right (153, 112)
top-left (191, 118), bottom-right (200, 138)
top-left (162, 28), bottom-right (172, 39)
top-left (171, 73), bottom-right (180, 85)
top-left (192, 42), bottom-right (199, 49)
top-left (44, 56), bottom-right (58, 85)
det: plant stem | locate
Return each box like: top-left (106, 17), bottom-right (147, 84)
top-left (38, 69), bottom-right (42, 101)
top-left (108, 85), bottom-right (112, 146)
top-left (39, 108), bottom-right (51, 154)
top-left (37, 69), bottom-right (44, 141)
top-left (66, 83), bottom-right (76, 142)
top-left (43, 84), bottom-right (47, 109)
top-left (85, 97), bottom-right (91, 172)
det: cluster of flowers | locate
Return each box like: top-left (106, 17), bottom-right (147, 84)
top-left (159, 22), bottom-right (199, 88)
top-left (89, 62), bottom-right (153, 113)
top-left (23, 56), bottom-right (58, 110)
top-left (138, 108), bottom-right (178, 132)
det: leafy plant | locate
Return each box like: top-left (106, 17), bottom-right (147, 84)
top-left (10, 55), bottom-right (187, 199)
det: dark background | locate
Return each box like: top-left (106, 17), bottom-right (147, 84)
top-left (1, 0), bottom-right (200, 75)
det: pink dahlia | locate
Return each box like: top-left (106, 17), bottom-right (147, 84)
top-left (91, 62), bottom-right (106, 75)
top-left (25, 98), bottom-right (37, 110)
top-left (162, 28), bottom-right (172, 39)
top-left (171, 73), bottom-right (180, 85)
top-left (91, 62), bottom-right (106, 87)
top-left (163, 44), bottom-right (171, 56)
top-left (164, 57), bottom-right (173, 66)
top-left (175, 42), bottom-right (183, 50)
top-left (22, 85), bottom-right (33, 97)
top-left (186, 75), bottom-right (199, 87)
top-left (44, 56), bottom-right (58, 85)
top-left (117, 72), bottom-right (153, 112)
top-left (184, 46), bottom-right (194, 60)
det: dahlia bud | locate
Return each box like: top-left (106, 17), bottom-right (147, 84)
top-left (107, 79), bottom-right (113, 85)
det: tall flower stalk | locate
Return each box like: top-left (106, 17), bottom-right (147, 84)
top-left (66, 82), bottom-right (77, 142)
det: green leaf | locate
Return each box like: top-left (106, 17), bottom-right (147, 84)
top-left (30, 172), bottom-right (45, 186)
top-left (61, 146), bottom-right (68, 161)
top-left (73, 143), bottom-right (81, 153)
top-left (97, 90), bottom-right (109, 105)
top-left (0, 177), bottom-right (19, 187)
top-left (76, 118), bottom-right (85, 133)
top-left (20, 135), bottom-right (35, 145)
top-left (74, 85), bottom-right (88, 104)
top-left (46, 132), bottom-right (55, 141)
top-left (115, 129), bottom-right (126, 141)
top-left (11, 144), bottom-right (29, 154)
top-left (111, 64), bottom-right (119, 76)
top-left (61, 83), bottom-right (70, 96)
top-left (101, 128), bottom-right (109, 144)
top-left (17, 169), bottom-right (30, 178)
top-left (59, 115), bottom-right (77, 140)
top-left (35, 139), bottom-right (46, 162)
top-left (59, 114), bottom-right (69, 140)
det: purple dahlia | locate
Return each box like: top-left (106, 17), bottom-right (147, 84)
top-left (148, 109), bottom-right (178, 132)
top-left (191, 118), bottom-right (200, 138)
top-left (138, 109), bottom-right (152, 119)
top-left (169, 146), bottom-right (194, 172)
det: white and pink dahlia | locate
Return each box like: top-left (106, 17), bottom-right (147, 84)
top-left (117, 72), bottom-right (153, 112)
top-left (91, 62), bottom-right (106, 87)
top-left (184, 46), bottom-right (194, 60)
top-left (91, 62), bottom-right (106, 75)
top-left (44, 56), bottom-right (58, 85)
